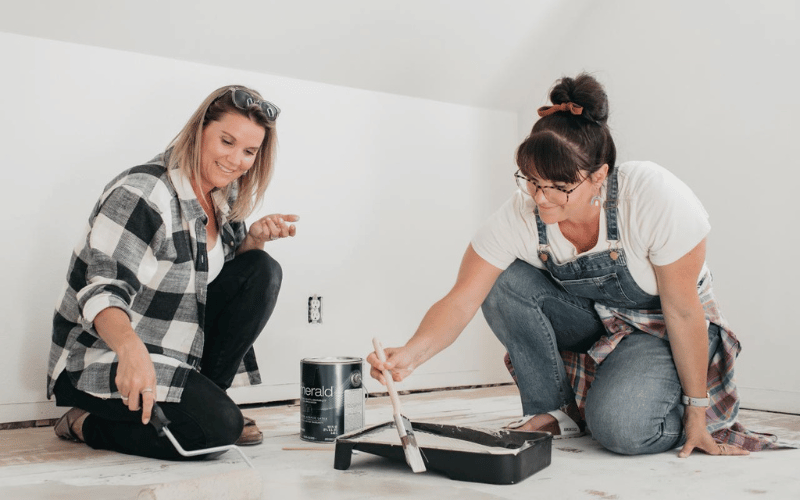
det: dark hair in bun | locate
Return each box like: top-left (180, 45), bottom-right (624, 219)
top-left (516, 73), bottom-right (616, 183)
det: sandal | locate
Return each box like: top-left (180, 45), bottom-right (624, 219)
top-left (505, 409), bottom-right (585, 439)
top-left (54, 407), bottom-right (88, 443)
top-left (236, 415), bottom-right (263, 446)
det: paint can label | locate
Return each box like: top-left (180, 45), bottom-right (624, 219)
top-left (300, 357), bottom-right (365, 442)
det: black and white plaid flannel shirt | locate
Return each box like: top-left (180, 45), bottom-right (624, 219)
top-left (47, 151), bottom-right (261, 403)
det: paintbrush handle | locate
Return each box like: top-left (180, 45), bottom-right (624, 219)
top-left (372, 338), bottom-right (427, 474)
top-left (372, 338), bottom-right (404, 417)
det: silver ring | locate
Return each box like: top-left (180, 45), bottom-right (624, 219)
top-left (141, 388), bottom-right (154, 393)
top-left (121, 395), bottom-right (129, 400)
top-left (270, 236), bottom-right (279, 241)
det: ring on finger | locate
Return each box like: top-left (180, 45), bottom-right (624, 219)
top-left (270, 235), bottom-right (279, 240)
top-left (121, 395), bottom-right (129, 400)
top-left (141, 388), bottom-right (154, 394)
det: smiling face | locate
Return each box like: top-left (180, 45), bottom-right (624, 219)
top-left (197, 111), bottom-right (266, 193)
top-left (528, 166), bottom-right (608, 225)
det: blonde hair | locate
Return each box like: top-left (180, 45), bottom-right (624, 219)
top-left (168, 85), bottom-right (278, 221)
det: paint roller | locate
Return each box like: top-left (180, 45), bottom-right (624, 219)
top-left (137, 403), bottom-right (263, 500)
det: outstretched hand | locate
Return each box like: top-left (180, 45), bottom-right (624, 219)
top-left (248, 214), bottom-right (299, 243)
top-left (238, 213), bottom-right (299, 254)
top-left (678, 407), bottom-right (749, 458)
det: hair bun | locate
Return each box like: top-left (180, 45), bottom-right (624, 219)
top-left (549, 73), bottom-right (609, 125)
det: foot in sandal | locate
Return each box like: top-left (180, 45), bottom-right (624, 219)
top-left (54, 407), bottom-right (89, 442)
top-left (236, 415), bottom-right (263, 446)
top-left (506, 404), bottom-right (585, 439)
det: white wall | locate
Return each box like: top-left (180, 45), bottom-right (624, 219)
top-left (518, 0), bottom-right (800, 412)
top-left (3, 0), bottom-right (797, 424)
top-left (0, 32), bottom-right (517, 423)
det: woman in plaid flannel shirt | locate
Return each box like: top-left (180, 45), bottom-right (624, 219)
top-left (48, 86), bottom-right (298, 458)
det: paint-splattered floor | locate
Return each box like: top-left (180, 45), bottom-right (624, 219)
top-left (1, 385), bottom-right (798, 499)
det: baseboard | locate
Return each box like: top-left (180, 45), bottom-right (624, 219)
top-left (227, 370), bottom-right (513, 406)
top-left (0, 371), bottom-right (514, 425)
top-left (9, 379), bottom-right (785, 426)
top-left (0, 400), bottom-right (63, 426)
top-left (738, 387), bottom-right (800, 414)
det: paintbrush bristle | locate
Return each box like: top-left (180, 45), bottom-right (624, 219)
top-left (400, 434), bottom-right (426, 473)
top-left (394, 414), bottom-right (426, 473)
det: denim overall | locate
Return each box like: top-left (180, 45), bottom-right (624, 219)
top-left (481, 168), bottom-right (720, 455)
top-left (534, 168), bottom-right (661, 311)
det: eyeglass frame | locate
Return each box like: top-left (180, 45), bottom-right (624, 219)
top-left (229, 88), bottom-right (281, 121)
top-left (514, 169), bottom-right (589, 206)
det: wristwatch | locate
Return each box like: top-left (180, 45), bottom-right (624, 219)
top-left (681, 393), bottom-right (710, 407)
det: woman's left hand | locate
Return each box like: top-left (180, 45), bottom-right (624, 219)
top-left (249, 214), bottom-right (299, 243)
top-left (238, 214), bottom-right (299, 254)
top-left (678, 406), bottom-right (749, 458)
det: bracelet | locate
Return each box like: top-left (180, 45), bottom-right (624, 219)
top-left (681, 392), bottom-right (710, 407)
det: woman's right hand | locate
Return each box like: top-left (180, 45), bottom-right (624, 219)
top-left (94, 307), bottom-right (157, 425)
top-left (367, 345), bottom-right (419, 386)
top-left (115, 338), bottom-right (158, 425)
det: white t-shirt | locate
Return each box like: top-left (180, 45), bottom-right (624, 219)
top-left (471, 161), bottom-right (711, 295)
top-left (207, 231), bottom-right (225, 283)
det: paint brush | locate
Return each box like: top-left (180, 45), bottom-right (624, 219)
top-left (372, 337), bottom-right (426, 473)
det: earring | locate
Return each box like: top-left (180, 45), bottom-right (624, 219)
top-left (590, 195), bottom-right (602, 207)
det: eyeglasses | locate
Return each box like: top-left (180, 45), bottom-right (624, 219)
top-left (230, 88), bottom-right (280, 121)
top-left (514, 169), bottom-right (588, 206)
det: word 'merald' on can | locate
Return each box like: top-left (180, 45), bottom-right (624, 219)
top-left (300, 357), bottom-right (365, 442)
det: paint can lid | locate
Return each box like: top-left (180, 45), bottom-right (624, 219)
top-left (301, 356), bottom-right (363, 364)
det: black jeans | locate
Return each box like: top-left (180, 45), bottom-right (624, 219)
top-left (53, 250), bottom-right (282, 460)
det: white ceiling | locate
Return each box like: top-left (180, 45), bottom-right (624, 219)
top-left (0, 0), bottom-right (581, 111)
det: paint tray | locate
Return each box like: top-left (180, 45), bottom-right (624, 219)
top-left (333, 420), bottom-right (552, 484)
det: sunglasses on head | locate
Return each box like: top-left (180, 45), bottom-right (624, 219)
top-left (230, 88), bottom-right (280, 121)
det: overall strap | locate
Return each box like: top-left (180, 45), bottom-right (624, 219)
top-left (535, 207), bottom-right (548, 245)
top-left (604, 168), bottom-right (620, 242)
top-left (535, 167), bottom-right (620, 253)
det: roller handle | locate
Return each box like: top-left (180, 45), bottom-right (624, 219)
top-left (148, 403), bottom-right (171, 436)
top-left (372, 338), bottom-right (404, 418)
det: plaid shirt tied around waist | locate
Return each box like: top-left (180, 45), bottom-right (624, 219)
top-left (504, 270), bottom-right (785, 451)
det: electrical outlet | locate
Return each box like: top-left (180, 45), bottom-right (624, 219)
top-left (308, 295), bottom-right (322, 324)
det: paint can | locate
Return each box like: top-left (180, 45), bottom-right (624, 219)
top-left (300, 357), bottom-right (365, 442)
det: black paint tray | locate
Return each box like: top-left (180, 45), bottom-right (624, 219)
top-left (333, 421), bottom-right (552, 484)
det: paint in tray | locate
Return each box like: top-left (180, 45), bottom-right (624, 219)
top-left (333, 421), bottom-right (553, 484)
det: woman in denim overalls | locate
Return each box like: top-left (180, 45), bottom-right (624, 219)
top-left (367, 73), bottom-right (752, 457)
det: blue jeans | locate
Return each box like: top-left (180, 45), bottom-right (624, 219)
top-left (482, 260), bottom-right (720, 455)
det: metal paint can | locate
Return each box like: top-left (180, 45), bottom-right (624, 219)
top-left (300, 357), bottom-right (365, 442)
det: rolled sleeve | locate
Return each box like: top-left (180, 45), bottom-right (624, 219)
top-left (77, 186), bottom-right (165, 321)
top-left (81, 294), bottom-right (131, 325)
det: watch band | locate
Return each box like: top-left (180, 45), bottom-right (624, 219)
top-left (681, 393), bottom-right (710, 407)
